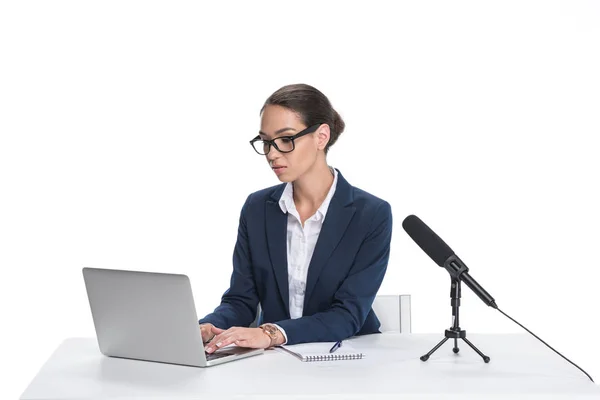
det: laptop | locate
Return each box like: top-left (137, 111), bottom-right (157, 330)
top-left (82, 267), bottom-right (263, 367)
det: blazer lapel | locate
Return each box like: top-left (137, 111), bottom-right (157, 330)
top-left (265, 191), bottom-right (290, 317)
top-left (303, 170), bottom-right (356, 310)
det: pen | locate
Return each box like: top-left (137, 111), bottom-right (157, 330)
top-left (329, 340), bottom-right (342, 353)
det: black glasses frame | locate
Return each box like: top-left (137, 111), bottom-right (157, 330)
top-left (249, 123), bottom-right (322, 155)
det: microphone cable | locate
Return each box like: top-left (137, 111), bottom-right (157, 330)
top-left (496, 307), bottom-right (594, 383)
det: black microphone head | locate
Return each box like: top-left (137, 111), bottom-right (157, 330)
top-left (402, 215), bottom-right (455, 267)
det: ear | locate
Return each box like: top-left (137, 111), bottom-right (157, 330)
top-left (315, 123), bottom-right (331, 151)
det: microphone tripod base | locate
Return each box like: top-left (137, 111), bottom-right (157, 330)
top-left (420, 329), bottom-right (490, 363)
top-left (421, 278), bottom-right (490, 363)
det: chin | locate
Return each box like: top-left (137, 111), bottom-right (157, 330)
top-left (275, 171), bottom-right (295, 183)
top-left (277, 176), bottom-right (294, 183)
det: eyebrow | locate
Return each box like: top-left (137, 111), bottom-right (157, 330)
top-left (258, 127), bottom-right (297, 138)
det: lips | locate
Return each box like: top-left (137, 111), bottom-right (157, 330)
top-left (272, 165), bottom-right (287, 175)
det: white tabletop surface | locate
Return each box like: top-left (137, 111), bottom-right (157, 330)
top-left (20, 333), bottom-right (600, 399)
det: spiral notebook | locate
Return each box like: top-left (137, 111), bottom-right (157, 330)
top-left (279, 342), bottom-right (365, 362)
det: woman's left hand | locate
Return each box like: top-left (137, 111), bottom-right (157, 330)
top-left (204, 327), bottom-right (271, 353)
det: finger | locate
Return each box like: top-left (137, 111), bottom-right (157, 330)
top-left (207, 328), bottom-right (251, 352)
top-left (205, 333), bottom-right (240, 353)
top-left (234, 338), bottom-right (256, 347)
top-left (204, 333), bottom-right (216, 344)
top-left (227, 329), bottom-right (260, 348)
top-left (210, 330), bottom-right (231, 346)
top-left (200, 323), bottom-right (212, 333)
top-left (211, 326), bottom-right (225, 334)
top-left (215, 334), bottom-right (239, 349)
top-left (211, 327), bottom-right (241, 344)
top-left (200, 326), bottom-right (216, 342)
top-left (234, 336), bottom-right (263, 349)
top-left (205, 329), bottom-right (237, 353)
top-left (215, 329), bottom-right (242, 346)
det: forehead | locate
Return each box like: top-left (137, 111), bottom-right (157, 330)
top-left (259, 105), bottom-right (303, 136)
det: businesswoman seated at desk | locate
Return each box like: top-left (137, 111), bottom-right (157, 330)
top-left (201, 83), bottom-right (393, 353)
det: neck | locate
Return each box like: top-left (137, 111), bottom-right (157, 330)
top-left (292, 160), bottom-right (334, 210)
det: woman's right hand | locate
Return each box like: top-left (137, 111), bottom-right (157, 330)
top-left (200, 323), bottom-right (224, 344)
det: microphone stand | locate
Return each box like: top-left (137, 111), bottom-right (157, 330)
top-left (420, 263), bottom-right (490, 363)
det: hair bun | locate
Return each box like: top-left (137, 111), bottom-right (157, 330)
top-left (333, 109), bottom-right (345, 137)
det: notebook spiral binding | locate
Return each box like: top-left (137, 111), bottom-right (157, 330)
top-left (305, 353), bottom-right (364, 362)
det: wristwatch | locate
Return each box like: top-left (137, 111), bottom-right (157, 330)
top-left (259, 323), bottom-right (279, 348)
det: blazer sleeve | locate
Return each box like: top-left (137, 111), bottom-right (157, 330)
top-left (274, 200), bottom-right (393, 345)
top-left (198, 194), bottom-right (259, 329)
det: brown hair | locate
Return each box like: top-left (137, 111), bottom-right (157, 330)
top-left (260, 83), bottom-right (345, 154)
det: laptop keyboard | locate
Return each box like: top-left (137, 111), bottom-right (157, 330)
top-left (205, 350), bottom-right (236, 361)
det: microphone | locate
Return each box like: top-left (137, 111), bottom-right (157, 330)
top-left (402, 214), bottom-right (498, 309)
top-left (401, 214), bottom-right (595, 382)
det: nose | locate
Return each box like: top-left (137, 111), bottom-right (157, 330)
top-left (266, 146), bottom-right (282, 163)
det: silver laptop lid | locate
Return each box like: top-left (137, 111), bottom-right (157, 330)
top-left (82, 267), bottom-right (207, 367)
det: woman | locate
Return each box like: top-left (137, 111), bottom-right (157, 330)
top-left (201, 83), bottom-right (393, 353)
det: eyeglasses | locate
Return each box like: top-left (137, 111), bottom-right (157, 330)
top-left (249, 123), bottom-right (322, 155)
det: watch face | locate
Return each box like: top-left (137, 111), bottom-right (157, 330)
top-left (262, 324), bottom-right (277, 337)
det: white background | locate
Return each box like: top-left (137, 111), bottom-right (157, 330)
top-left (1, 0), bottom-right (599, 397)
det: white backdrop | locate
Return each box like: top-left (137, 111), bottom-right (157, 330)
top-left (1, 0), bottom-right (599, 397)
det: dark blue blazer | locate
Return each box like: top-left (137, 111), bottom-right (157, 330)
top-left (199, 169), bottom-right (393, 345)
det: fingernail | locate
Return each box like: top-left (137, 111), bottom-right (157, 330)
top-left (204, 346), bottom-right (210, 352)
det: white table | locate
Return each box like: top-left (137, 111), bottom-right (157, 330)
top-left (20, 333), bottom-right (600, 399)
